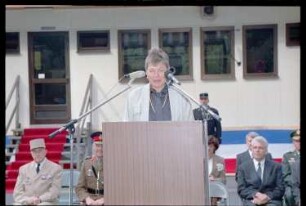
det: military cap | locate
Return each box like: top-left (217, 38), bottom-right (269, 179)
top-left (91, 131), bottom-right (103, 144)
top-left (199, 93), bottom-right (209, 99)
top-left (290, 129), bottom-right (300, 141)
top-left (30, 138), bottom-right (46, 150)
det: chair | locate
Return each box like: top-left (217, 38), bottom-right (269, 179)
top-left (209, 181), bottom-right (229, 206)
top-left (58, 169), bottom-right (81, 205)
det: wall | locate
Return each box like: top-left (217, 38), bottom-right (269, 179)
top-left (5, 6), bottom-right (300, 132)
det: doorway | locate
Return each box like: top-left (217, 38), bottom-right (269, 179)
top-left (28, 32), bottom-right (71, 124)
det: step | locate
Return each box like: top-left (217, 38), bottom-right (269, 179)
top-left (23, 128), bottom-right (68, 136)
top-left (6, 170), bottom-right (19, 179)
top-left (15, 151), bottom-right (62, 161)
top-left (7, 136), bottom-right (22, 141)
top-left (20, 135), bottom-right (67, 144)
top-left (18, 142), bottom-right (65, 152)
top-left (6, 179), bottom-right (16, 191)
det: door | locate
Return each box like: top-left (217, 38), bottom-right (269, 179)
top-left (28, 32), bottom-right (71, 124)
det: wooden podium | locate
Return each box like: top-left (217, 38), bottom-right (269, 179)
top-left (102, 121), bottom-right (208, 205)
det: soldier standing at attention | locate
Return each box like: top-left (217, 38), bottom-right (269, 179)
top-left (76, 131), bottom-right (104, 205)
top-left (193, 92), bottom-right (222, 144)
top-left (282, 129), bottom-right (300, 206)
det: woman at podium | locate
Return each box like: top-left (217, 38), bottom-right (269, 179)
top-left (123, 47), bottom-right (193, 122)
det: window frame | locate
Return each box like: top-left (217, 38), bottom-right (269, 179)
top-left (118, 29), bottom-right (151, 82)
top-left (77, 30), bottom-right (110, 52)
top-left (159, 28), bottom-right (193, 81)
top-left (200, 26), bottom-right (235, 80)
top-left (242, 24), bottom-right (278, 78)
top-left (6, 32), bottom-right (20, 54)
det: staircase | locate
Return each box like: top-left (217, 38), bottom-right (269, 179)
top-left (5, 128), bottom-right (68, 192)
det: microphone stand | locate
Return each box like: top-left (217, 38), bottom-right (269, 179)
top-left (48, 78), bottom-right (136, 205)
top-left (167, 80), bottom-right (221, 205)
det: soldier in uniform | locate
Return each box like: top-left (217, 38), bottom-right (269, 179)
top-left (76, 131), bottom-right (104, 205)
top-left (282, 129), bottom-right (300, 206)
top-left (193, 92), bottom-right (222, 143)
top-left (13, 138), bottom-right (62, 205)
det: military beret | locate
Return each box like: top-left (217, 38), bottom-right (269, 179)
top-left (290, 129), bottom-right (300, 141)
top-left (91, 131), bottom-right (103, 144)
top-left (199, 93), bottom-right (209, 99)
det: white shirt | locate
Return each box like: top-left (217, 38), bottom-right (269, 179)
top-left (253, 158), bottom-right (265, 180)
top-left (208, 157), bottom-right (213, 175)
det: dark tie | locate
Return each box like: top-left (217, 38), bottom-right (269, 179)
top-left (257, 162), bottom-right (262, 180)
top-left (36, 163), bottom-right (40, 174)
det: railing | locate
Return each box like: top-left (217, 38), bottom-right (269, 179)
top-left (6, 75), bottom-right (21, 134)
top-left (75, 74), bottom-right (93, 170)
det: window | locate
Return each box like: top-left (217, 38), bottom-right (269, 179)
top-left (77, 30), bottom-right (110, 52)
top-left (243, 24), bottom-right (278, 78)
top-left (159, 28), bottom-right (193, 80)
top-left (286, 23), bottom-right (300, 46)
top-left (6, 32), bottom-right (20, 54)
top-left (200, 27), bottom-right (235, 80)
top-left (118, 29), bottom-right (151, 80)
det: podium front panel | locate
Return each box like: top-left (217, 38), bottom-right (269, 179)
top-left (103, 121), bottom-right (206, 205)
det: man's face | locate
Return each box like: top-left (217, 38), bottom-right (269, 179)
top-left (200, 98), bottom-right (209, 105)
top-left (31, 147), bottom-right (47, 163)
top-left (251, 141), bottom-right (267, 161)
top-left (293, 139), bottom-right (300, 151)
top-left (246, 136), bottom-right (254, 150)
top-left (94, 143), bottom-right (103, 158)
top-left (146, 62), bottom-right (167, 92)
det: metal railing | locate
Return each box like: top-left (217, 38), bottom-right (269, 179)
top-left (75, 74), bottom-right (93, 170)
top-left (6, 75), bottom-right (21, 134)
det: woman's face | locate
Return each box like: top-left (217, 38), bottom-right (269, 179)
top-left (208, 144), bottom-right (215, 157)
top-left (146, 62), bottom-right (167, 92)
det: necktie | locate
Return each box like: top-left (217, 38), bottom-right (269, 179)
top-left (36, 163), bottom-right (40, 174)
top-left (257, 162), bottom-right (262, 180)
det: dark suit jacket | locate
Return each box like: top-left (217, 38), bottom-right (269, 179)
top-left (193, 106), bottom-right (222, 139)
top-left (291, 159), bottom-right (300, 205)
top-left (235, 150), bottom-right (273, 181)
top-left (237, 159), bottom-right (284, 201)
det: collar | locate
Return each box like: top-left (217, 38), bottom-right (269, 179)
top-left (35, 157), bottom-right (46, 168)
top-left (150, 84), bottom-right (168, 95)
top-left (253, 158), bottom-right (265, 167)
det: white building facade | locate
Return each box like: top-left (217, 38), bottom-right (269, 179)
top-left (5, 6), bottom-right (300, 133)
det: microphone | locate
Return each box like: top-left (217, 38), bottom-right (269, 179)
top-left (124, 70), bottom-right (146, 79)
top-left (165, 67), bottom-right (181, 85)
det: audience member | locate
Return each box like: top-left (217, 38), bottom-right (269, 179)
top-left (13, 138), bottom-right (62, 205)
top-left (237, 136), bottom-right (284, 206)
top-left (282, 129), bottom-right (300, 206)
top-left (207, 135), bottom-right (226, 206)
top-left (75, 131), bottom-right (104, 205)
top-left (291, 158), bottom-right (300, 206)
top-left (235, 131), bottom-right (273, 182)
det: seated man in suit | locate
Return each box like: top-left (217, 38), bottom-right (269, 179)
top-left (237, 136), bottom-right (284, 206)
top-left (13, 138), bottom-right (63, 205)
top-left (235, 131), bottom-right (273, 182)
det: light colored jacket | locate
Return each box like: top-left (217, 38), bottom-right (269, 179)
top-left (13, 158), bottom-right (62, 205)
top-left (123, 83), bottom-right (193, 121)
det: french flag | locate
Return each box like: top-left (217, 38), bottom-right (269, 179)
top-left (216, 129), bottom-right (294, 174)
